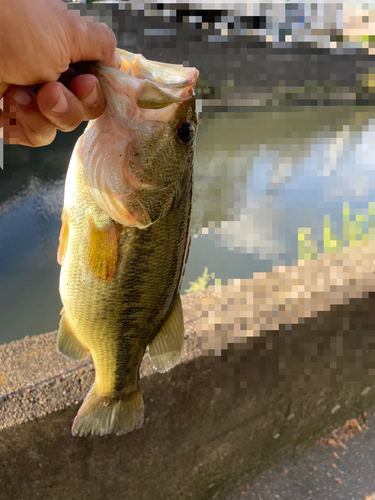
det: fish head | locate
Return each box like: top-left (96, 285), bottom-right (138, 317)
top-left (79, 50), bottom-right (199, 228)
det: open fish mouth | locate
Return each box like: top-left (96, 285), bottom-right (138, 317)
top-left (58, 49), bottom-right (198, 437)
top-left (93, 49), bottom-right (198, 119)
top-left (71, 49), bottom-right (199, 229)
top-left (116, 49), bottom-right (199, 96)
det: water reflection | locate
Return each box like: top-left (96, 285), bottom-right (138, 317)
top-left (1, 107), bottom-right (375, 343)
top-left (0, 179), bottom-right (64, 344)
top-left (192, 107), bottom-right (375, 264)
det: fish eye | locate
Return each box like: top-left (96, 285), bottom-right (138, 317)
top-left (177, 122), bottom-right (195, 143)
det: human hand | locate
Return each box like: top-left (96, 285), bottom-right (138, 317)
top-left (0, 0), bottom-right (121, 147)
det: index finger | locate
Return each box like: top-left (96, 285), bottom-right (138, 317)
top-left (69, 18), bottom-right (121, 70)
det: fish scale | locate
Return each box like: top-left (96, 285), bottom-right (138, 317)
top-left (57, 49), bottom-right (198, 436)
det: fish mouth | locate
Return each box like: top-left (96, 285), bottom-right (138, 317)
top-left (73, 49), bottom-right (198, 108)
top-left (92, 49), bottom-right (198, 120)
top-left (79, 49), bottom-right (198, 228)
top-left (115, 48), bottom-right (199, 100)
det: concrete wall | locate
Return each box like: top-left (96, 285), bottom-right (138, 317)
top-left (1, 243), bottom-right (375, 499)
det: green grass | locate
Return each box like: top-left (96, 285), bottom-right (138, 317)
top-left (362, 35), bottom-right (375, 43)
top-left (298, 201), bottom-right (375, 261)
top-left (185, 267), bottom-right (216, 294)
top-left (184, 203), bottom-right (374, 290)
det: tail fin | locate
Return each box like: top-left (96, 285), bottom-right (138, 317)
top-left (71, 384), bottom-right (144, 437)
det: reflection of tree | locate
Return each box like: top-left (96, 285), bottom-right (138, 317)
top-left (31, 179), bottom-right (64, 258)
top-left (0, 178), bottom-right (64, 262)
top-left (2, 125), bottom-right (84, 207)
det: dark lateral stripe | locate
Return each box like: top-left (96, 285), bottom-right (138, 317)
top-left (114, 171), bottom-right (193, 393)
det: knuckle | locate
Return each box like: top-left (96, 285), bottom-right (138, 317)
top-left (103, 30), bottom-right (117, 61)
top-left (30, 127), bottom-right (57, 147)
top-left (103, 25), bottom-right (116, 47)
top-left (52, 104), bottom-right (85, 132)
top-left (56, 115), bottom-right (83, 132)
top-left (109, 29), bottom-right (117, 48)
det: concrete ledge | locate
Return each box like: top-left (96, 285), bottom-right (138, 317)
top-left (0, 291), bottom-right (206, 432)
top-left (1, 244), bottom-right (375, 500)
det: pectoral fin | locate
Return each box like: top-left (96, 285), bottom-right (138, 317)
top-left (87, 219), bottom-right (122, 282)
top-left (148, 295), bottom-right (184, 373)
top-left (57, 309), bottom-right (89, 360)
top-left (57, 209), bottom-right (69, 265)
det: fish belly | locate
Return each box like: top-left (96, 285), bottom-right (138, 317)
top-left (58, 145), bottom-right (192, 436)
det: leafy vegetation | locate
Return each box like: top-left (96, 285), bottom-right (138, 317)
top-left (298, 202), bottom-right (375, 260)
top-left (185, 266), bottom-right (215, 294)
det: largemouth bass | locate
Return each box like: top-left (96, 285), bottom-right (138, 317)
top-left (57, 49), bottom-right (198, 437)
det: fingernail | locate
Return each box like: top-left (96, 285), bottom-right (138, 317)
top-left (13, 88), bottom-right (32, 106)
top-left (52, 91), bottom-right (68, 113)
top-left (82, 85), bottom-right (97, 106)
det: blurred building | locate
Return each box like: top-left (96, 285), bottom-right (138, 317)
top-left (68, 0), bottom-right (375, 52)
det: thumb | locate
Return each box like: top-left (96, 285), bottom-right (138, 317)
top-left (0, 82), bottom-right (10, 100)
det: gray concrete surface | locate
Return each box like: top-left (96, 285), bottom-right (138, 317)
top-left (0, 290), bottom-right (209, 431)
top-left (228, 405), bottom-right (375, 500)
top-left (1, 245), bottom-right (375, 499)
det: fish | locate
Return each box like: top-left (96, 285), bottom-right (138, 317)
top-left (57, 49), bottom-right (198, 437)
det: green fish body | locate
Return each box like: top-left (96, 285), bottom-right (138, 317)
top-left (57, 49), bottom-right (198, 437)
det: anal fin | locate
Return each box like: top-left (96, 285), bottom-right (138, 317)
top-left (148, 294), bottom-right (184, 373)
top-left (57, 309), bottom-right (89, 360)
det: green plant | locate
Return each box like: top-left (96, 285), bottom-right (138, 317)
top-left (298, 201), bottom-right (375, 261)
top-left (298, 227), bottom-right (318, 261)
top-left (185, 267), bottom-right (215, 294)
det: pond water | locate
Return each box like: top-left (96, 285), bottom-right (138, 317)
top-left (1, 105), bottom-right (375, 344)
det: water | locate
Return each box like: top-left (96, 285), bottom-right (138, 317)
top-left (1, 106), bottom-right (375, 344)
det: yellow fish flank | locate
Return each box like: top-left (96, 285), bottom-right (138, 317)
top-left (57, 49), bottom-right (198, 437)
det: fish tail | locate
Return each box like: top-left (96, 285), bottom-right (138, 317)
top-left (71, 383), bottom-right (144, 437)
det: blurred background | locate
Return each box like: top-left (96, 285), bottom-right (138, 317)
top-left (2, 0), bottom-right (375, 343)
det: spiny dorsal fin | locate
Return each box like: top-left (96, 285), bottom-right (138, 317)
top-left (148, 295), bottom-right (184, 373)
top-left (57, 208), bottom-right (69, 266)
top-left (87, 219), bottom-right (122, 282)
top-left (57, 309), bottom-right (90, 360)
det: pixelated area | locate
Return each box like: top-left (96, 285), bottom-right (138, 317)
top-left (65, 1), bottom-right (375, 106)
top-left (2, 98), bottom-right (19, 145)
top-left (2, 1), bottom-right (375, 397)
top-left (196, 244), bottom-right (375, 393)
